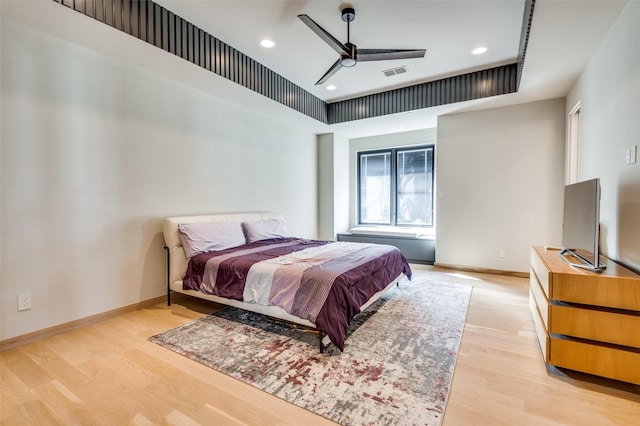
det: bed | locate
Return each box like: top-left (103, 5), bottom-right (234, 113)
top-left (162, 212), bottom-right (412, 352)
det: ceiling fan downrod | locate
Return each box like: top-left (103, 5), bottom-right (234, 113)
top-left (342, 7), bottom-right (355, 41)
top-left (341, 8), bottom-right (357, 67)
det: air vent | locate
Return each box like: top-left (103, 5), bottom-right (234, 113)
top-left (383, 66), bottom-right (407, 77)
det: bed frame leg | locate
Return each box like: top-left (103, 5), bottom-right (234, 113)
top-left (164, 246), bottom-right (172, 306)
top-left (319, 331), bottom-right (325, 354)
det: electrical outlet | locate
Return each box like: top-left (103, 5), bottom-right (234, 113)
top-left (499, 250), bottom-right (506, 258)
top-left (17, 294), bottom-right (31, 311)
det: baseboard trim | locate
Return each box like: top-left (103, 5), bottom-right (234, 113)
top-left (0, 262), bottom-right (528, 351)
top-left (434, 262), bottom-right (530, 279)
top-left (0, 294), bottom-right (169, 352)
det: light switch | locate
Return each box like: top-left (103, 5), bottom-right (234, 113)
top-left (626, 146), bottom-right (637, 165)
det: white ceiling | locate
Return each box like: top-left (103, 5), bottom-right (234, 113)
top-left (154, 0), bottom-right (526, 102)
top-left (1, 0), bottom-right (629, 138)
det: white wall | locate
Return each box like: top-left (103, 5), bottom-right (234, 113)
top-left (349, 128), bottom-right (438, 229)
top-left (566, 0), bottom-right (640, 272)
top-left (436, 99), bottom-right (566, 272)
top-left (0, 19), bottom-right (318, 341)
top-left (318, 133), bottom-right (349, 240)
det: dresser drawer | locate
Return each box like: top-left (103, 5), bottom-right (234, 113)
top-left (549, 336), bottom-right (640, 385)
top-left (549, 304), bottom-right (640, 349)
top-left (530, 247), bottom-right (551, 298)
top-left (529, 289), bottom-right (550, 362)
top-left (530, 267), bottom-right (550, 329)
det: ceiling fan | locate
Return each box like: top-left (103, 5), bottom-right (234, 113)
top-left (298, 7), bottom-right (426, 85)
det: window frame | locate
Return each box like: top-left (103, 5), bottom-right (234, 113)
top-left (357, 144), bottom-right (435, 228)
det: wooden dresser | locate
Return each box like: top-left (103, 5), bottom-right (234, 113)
top-left (529, 246), bottom-right (640, 384)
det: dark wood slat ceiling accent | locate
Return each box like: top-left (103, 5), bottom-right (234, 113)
top-left (517, 0), bottom-right (536, 90)
top-left (53, 0), bottom-right (534, 126)
top-left (54, 0), bottom-right (329, 123)
top-left (327, 64), bottom-right (518, 124)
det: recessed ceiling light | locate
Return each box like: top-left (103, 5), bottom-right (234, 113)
top-left (326, 85), bottom-right (337, 91)
top-left (472, 46), bottom-right (487, 55)
top-left (261, 39), bottom-right (275, 48)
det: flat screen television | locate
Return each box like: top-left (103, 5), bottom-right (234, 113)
top-left (560, 178), bottom-right (606, 271)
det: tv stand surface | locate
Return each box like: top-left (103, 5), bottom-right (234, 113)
top-left (529, 246), bottom-right (640, 385)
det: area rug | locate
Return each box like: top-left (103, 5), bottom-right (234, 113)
top-left (149, 277), bottom-right (472, 426)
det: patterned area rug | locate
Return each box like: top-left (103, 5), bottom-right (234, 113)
top-left (149, 277), bottom-right (472, 426)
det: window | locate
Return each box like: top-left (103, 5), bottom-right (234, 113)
top-left (358, 145), bottom-right (434, 227)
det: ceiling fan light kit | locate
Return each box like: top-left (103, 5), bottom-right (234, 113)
top-left (298, 7), bottom-right (426, 85)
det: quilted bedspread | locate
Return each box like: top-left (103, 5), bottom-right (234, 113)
top-left (182, 238), bottom-right (412, 350)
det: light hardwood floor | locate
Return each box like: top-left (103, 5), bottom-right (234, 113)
top-left (2, 266), bottom-right (639, 425)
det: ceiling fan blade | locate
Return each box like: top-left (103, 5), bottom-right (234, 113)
top-left (298, 14), bottom-right (350, 56)
top-left (315, 58), bottom-right (343, 85)
top-left (357, 49), bottom-right (426, 62)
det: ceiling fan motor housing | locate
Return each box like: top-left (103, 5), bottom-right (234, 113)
top-left (341, 42), bottom-right (357, 67)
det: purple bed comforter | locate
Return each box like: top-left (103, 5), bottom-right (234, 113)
top-left (182, 238), bottom-right (412, 351)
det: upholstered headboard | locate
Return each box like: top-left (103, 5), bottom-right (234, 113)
top-left (162, 212), bottom-right (284, 285)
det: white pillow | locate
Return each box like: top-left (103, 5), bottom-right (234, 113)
top-left (178, 222), bottom-right (246, 258)
top-left (242, 219), bottom-right (288, 243)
